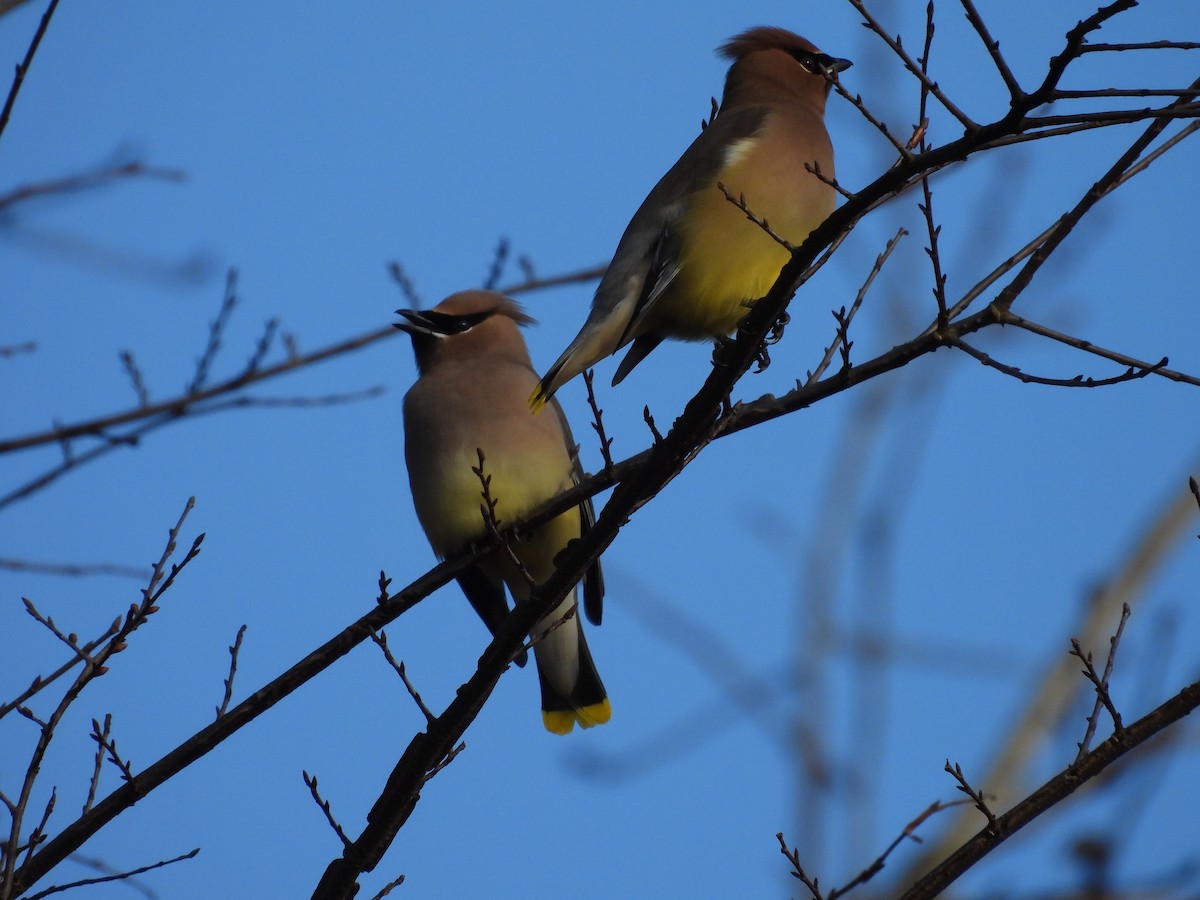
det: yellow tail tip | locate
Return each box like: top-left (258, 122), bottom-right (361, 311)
top-left (528, 385), bottom-right (549, 414)
top-left (542, 699), bottom-right (612, 735)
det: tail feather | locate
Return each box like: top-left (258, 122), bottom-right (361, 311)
top-left (536, 625), bottom-right (610, 735)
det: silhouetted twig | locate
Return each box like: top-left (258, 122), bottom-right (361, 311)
top-left (215, 625), bottom-right (247, 720)
top-left (582, 369), bottom-right (614, 471)
top-left (0, 0), bottom-right (59, 143)
top-left (23, 847), bottom-right (198, 900)
top-left (370, 629), bottom-right (434, 724)
top-left (1072, 603), bottom-right (1131, 761)
top-left (303, 772), bottom-right (350, 850)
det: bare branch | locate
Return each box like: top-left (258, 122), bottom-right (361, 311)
top-left (899, 677), bottom-right (1200, 899)
top-left (846, 0), bottom-right (979, 130)
top-left (779, 799), bottom-right (973, 900)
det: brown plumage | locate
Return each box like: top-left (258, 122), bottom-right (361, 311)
top-left (532, 27), bottom-right (850, 408)
top-left (397, 290), bottom-right (609, 734)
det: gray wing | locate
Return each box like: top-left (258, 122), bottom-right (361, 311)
top-left (596, 104), bottom-right (771, 341)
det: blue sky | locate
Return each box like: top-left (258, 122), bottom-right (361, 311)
top-left (3, 2), bottom-right (1199, 897)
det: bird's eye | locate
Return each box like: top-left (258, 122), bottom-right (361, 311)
top-left (792, 51), bottom-right (817, 72)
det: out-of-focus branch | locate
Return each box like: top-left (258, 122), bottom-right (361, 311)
top-left (895, 467), bottom-right (1200, 885)
top-left (899, 676), bottom-right (1200, 900)
top-left (0, 259), bottom-right (609, 458)
top-left (0, 162), bottom-right (185, 212)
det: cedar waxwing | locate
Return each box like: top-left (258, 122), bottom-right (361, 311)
top-left (396, 290), bottom-right (609, 735)
top-left (531, 27), bottom-right (851, 408)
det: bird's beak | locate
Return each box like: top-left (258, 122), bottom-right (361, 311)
top-left (818, 55), bottom-right (853, 76)
top-left (393, 309), bottom-right (438, 336)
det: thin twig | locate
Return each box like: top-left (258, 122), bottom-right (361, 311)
top-left (187, 269), bottom-right (238, 394)
top-left (118, 351), bottom-right (150, 407)
top-left (482, 237), bottom-right (509, 290)
top-left (1071, 603), bottom-right (1131, 762)
top-left (1054, 87), bottom-right (1200, 99)
top-left (0, 623), bottom-right (118, 721)
top-left (806, 228), bottom-right (907, 386)
top-left (472, 449), bottom-right (536, 588)
top-left (386, 261), bottom-right (421, 308)
top-left (785, 799), bottom-right (973, 900)
top-left (582, 369), bottom-right (614, 471)
top-left (944, 761), bottom-right (997, 831)
top-left (959, 0), bottom-right (1022, 100)
top-left (21, 598), bottom-right (102, 666)
top-left (370, 629), bottom-right (435, 724)
top-left (24, 847), bottom-right (199, 900)
top-left (422, 742), bottom-right (466, 786)
top-left (0, 0), bottom-right (60, 143)
top-left (244, 319), bottom-right (279, 375)
top-left (0, 561), bottom-right (145, 580)
top-left (642, 406), bottom-right (663, 445)
top-left (940, 119), bottom-right (1200, 326)
top-left (1080, 40), bottom-right (1200, 53)
top-left (84, 716), bottom-right (111, 815)
top-left (215, 625), bottom-right (247, 720)
top-left (847, 0), bottom-right (979, 130)
top-left (776, 832), bottom-right (825, 899)
top-left (303, 772), bottom-right (351, 850)
top-left (0, 340), bottom-right (37, 358)
top-left (804, 160), bottom-right (854, 200)
top-left (22, 788), bottom-right (54, 867)
top-left (830, 79), bottom-right (913, 160)
top-left (499, 263), bottom-right (607, 297)
top-left (2, 259), bottom-right (615, 458)
top-left (92, 722), bottom-right (134, 784)
top-left (716, 182), bottom-right (795, 250)
top-left (368, 874), bottom-right (406, 900)
top-left (952, 338), bottom-right (1166, 387)
top-left (999, 313), bottom-right (1200, 387)
top-left (0, 161), bottom-right (185, 212)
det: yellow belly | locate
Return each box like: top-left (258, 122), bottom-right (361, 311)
top-left (413, 447), bottom-right (579, 581)
top-left (644, 149), bottom-right (834, 339)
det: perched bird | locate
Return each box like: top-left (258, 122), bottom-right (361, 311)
top-left (532, 27), bottom-right (851, 408)
top-left (396, 290), bottom-right (609, 735)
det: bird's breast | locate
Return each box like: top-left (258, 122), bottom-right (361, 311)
top-left (648, 117), bottom-right (835, 338)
